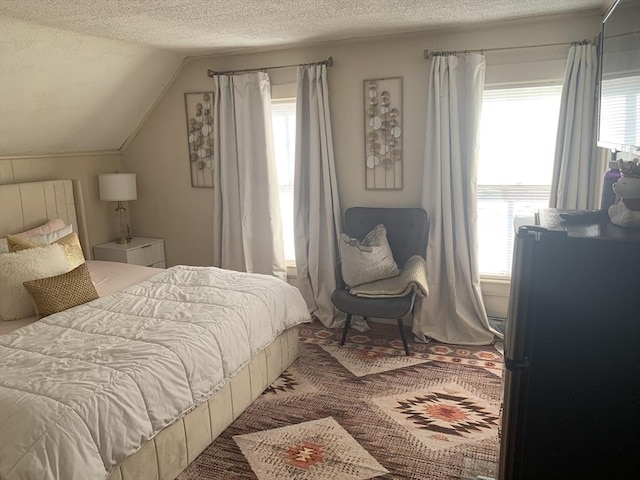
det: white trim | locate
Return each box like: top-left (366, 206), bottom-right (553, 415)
top-left (484, 79), bottom-right (563, 89)
top-left (480, 277), bottom-right (511, 319)
top-left (285, 263), bottom-right (297, 279)
top-left (481, 277), bottom-right (510, 295)
top-left (0, 150), bottom-right (121, 160)
top-left (271, 85), bottom-right (297, 100)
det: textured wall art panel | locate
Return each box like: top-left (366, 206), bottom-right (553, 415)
top-left (364, 77), bottom-right (403, 190)
top-left (184, 92), bottom-right (214, 188)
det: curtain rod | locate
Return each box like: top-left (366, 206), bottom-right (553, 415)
top-left (207, 56), bottom-right (333, 77)
top-left (423, 39), bottom-right (592, 59)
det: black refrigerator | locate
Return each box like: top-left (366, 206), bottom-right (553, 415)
top-left (498, 209), bottom-right (640, 480)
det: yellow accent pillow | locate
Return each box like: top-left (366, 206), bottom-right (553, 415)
top-left (6, 235), bottom-right (41, 251)
top-left (23, 263), bottom-right (98, 319)
top-left (8, 232), bottom-right (85, 269)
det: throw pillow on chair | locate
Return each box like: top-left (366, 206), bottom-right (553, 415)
top-left (338, 224), bottom-right (399, 287)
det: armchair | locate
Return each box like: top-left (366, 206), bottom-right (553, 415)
top-left (331, 207), bottom-right (429, 355)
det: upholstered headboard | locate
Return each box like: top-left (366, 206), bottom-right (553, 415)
top-left (0, 180), bottom-right (92, 259)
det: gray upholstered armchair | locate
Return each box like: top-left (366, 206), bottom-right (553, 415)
top-left (331, 207), bottom-right (429, 355)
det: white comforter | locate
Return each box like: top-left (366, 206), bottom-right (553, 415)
top-left (0, 266), bottom-right (310, 480)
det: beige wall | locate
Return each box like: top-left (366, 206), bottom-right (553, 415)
top-left (0, 153), bottom-right (123, 249)
top-left (124, 11), bottom-right (602, 315)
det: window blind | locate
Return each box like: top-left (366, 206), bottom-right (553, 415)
top-left (599, 76), bottom-right (640, 148)
top-left (478, 84), bottom-right (561, 277)
top-left (478, 185), bottom-right (551, 277)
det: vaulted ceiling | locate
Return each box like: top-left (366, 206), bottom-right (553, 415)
top-left (0, 0), bottom-right (609, 156)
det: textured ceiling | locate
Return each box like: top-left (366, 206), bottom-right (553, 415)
top-left (0, 0), bottom-right (608, 54)
top-left (0, 0), bottom-right (610, 156)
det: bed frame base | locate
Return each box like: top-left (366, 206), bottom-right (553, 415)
top-left (107, 327), bottom-right (299, 480)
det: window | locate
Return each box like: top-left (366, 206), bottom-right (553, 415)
top-left (599, 76), bottom-right (640, 149)
top-left (271, 100), bottom-right (296, 263)
top-left (477, 84), bottom-right (562, 277)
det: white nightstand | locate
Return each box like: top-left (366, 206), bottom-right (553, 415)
top-left (93, 237), bottom-right (166, 268)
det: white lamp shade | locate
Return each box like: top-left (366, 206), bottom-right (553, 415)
top-left (99, 173), bottom-right (137, 201)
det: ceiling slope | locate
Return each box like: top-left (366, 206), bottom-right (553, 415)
top-left (0, 16), bottom-right (182, 156)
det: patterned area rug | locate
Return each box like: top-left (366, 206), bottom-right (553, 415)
top-left (179, 322), bottom-right (504, 480)
top-left (235, 417), bottom-right (389, 479)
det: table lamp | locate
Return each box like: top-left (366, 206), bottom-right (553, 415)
top-left (99, 172), bottom-right (137, 244)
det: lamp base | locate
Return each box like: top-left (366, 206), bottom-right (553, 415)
top-left (113, 202), bottom-right (133, 245)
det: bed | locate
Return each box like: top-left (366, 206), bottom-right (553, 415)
top-left (0, 180), bottom-right (310, 480)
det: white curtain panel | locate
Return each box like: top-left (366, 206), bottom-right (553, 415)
top-left (293, 64), bottom-right (347, 329)
top-left (414, 53), bottom-right (498, 345)
top-left (550, 43), bottom-right (605, 209)
top-left (212, 72), bottom-right (286, 280)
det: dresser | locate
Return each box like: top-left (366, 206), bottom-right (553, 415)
top-left (93, 237), bottom-right (166, 268)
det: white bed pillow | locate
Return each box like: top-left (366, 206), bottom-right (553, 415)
top-left (0, 244), bottom-right (71, 321)
top-left (27, 224), bottom-right (73, 245)
top-left (0, 219), bottom-right (70, 253)
top-left (18, 219), bottom-right (68, 237)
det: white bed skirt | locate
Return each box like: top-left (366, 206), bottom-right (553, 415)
top-left (107, 326), bottom-right (299, 480)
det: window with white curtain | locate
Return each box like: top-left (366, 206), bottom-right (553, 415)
top-left (271, 99), bottom-right (297, 263)
top-left (477, 84), bottom-right (562, 277)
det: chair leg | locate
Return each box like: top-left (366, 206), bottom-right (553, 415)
top-left (397, 318), bottom-right (410, 355)
top-left (340, 314), bottom-right (352, 345)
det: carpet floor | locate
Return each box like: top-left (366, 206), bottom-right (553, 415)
top-left (179, 322), bottom-right (504, 480)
